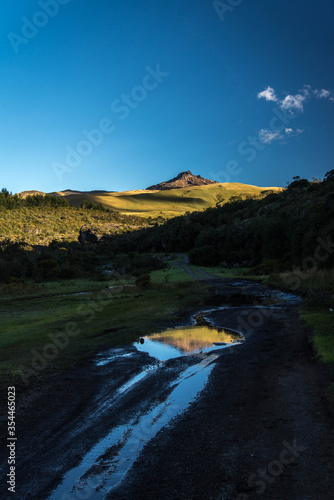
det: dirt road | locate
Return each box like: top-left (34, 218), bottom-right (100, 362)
top-left (1, 278), bottom-right (333, 499)
top-left (172, 254), bottom-right (219, 280)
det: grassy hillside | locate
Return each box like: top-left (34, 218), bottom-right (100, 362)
top-left (1, 182), bottom-right (281, 247)
top-left (54, 183), bottom-right (283, 218)
top-left (0, 206), bottom-right (147, 245)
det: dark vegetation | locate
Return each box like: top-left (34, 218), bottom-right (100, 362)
top-left (0, 189), bottom-right (70, 208)
top-left (1, 171), bottom-right (334, 285)
top-left (104, 171), bottom-right (334, 270)
top-left (0, 239), bottom-right (165, 283)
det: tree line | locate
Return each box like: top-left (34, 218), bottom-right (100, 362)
top-left (0, 190), bottom-right (70, 209)
top-left (106, 171), bottom-right (334, 270)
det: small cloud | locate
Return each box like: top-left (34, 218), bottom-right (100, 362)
top-left (258, 129), bottom-right (283, 144)
top-left (301, 86), bottom-right (311, 97)
top-left (280, 93), bottom-right (307, 112)
top-left (258, 127), bottom-right (303, 145)
top-left (314, 88), bottom-right (331, 99)
top-left (257, 86), bottom-right (278, 102)
top-left (285, 127), bottom-right (303, 136)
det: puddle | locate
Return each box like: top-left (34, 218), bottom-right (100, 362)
top-left (49, 311), bottom-right (246, 498)
top-left (95, 349), bottom-right (135, 366)
top-left (116, 365), bottom-right (159, 395)
top-left (133, 324), bottom-right (243, 361)
top-left (48, 355), bottom-right (218, 499)
top-left (270, 290), bottom-right (303, 306)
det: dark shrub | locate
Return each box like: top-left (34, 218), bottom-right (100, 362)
top-left (135, 274), bottom-right (151, 289)
top-left (287, 178), bottom-right (310, 189)
top-left (188, 245), bottom-right (220, 266)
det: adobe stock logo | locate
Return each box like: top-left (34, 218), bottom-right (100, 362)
top-left (7, 0), bottom-right (71, 54)
top-left (213, 0), bottom-right (243, 22)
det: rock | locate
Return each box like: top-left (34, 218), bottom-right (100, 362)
top-left (146, 171), bottom-right (218, 190)
top-left (78, 227), bottom-right (102, 244)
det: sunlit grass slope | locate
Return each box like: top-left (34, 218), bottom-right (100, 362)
top-left (0, 206), bottom-right (146, 245)
top-left (55, 183), bottom-right (283, 218)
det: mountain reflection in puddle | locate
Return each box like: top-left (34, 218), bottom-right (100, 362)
top-left (48, 324), bottom-right (244, 498)
top-left (134, 325), bottom-right (243, 361)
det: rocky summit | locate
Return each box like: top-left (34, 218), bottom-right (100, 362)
top-left (146, 170), bottom-right (218, 190)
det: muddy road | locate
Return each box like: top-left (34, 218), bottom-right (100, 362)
top-left (1, 278), bottom-right (334, 499)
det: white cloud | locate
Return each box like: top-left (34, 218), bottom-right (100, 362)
top-left (257, 85), bottom-right (334, 114)
top-left (258, 129), bottom-right (283, 144)
top-left (280, 93), bottom-right (307, 112)
top-left (258, 127), bottom-right (304, 145)
top-left (314, 88), bottom-right (331, 99)
top-left (257, 86), bottom-right (278, 102)
top-left (286, 127), bottom-right (304, 137)
top-left (256, 85), bottom-right (331, 147)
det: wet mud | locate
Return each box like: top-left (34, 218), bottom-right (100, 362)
top-left (1, 279), bottom-right (334, 499)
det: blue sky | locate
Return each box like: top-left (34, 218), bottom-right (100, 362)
top-left (0, 0), bottom-right (333, 193)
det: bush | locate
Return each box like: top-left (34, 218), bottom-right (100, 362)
top-left (135, 274), bottom-right (151, 289)
top-left (324, 169), bottom-right (334, 183)
top-left (114, 252), bottom-right (165, 276)
top-left (305, 289), bottom-right (333, 310)
top-left (287, 178), bottom-right (309, 189)
top-left (80, 200), bottom-right (106, 211)
top-left (57, 265), bottom-right (81, 279)
top-left (0, 259), bottom-right (9, 282)
top-left (188, 245), bottom-right (220, 266)
top-left (246, 259), bottom-right (288, 275)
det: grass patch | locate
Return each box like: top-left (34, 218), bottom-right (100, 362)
top-left (267, 270), bottom-right (334, 309)
top-left (151, 256), bottom-right (253, 282)
top-left (0, 279), bottom-right (123, 301)
top-left (190, 265), bottom-right (250, 278)
top-left (0, 279), bottom-right (211, 392)
top-left (269, 269), bottom-right (334, 294)
top-left (301, 310), bottom-right (334, 402)
top-left (301, 311), bottom-right (334, 366)
top-left (150, 267), bottom-right (193, 283)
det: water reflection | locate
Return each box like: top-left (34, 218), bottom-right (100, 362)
top-left (134, 325), bottom-right (243, 361)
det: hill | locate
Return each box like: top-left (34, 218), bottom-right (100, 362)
top-left (50, 182), bottom-right (283, 219)
top-left (3, 176), bottom-right (282, 246)
top-left (50, 189), bottom-right (112, 196)
top-left (146, 170), bottom-right (218, 190)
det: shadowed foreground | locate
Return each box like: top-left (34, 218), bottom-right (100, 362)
top-left (0, 280), bottom-right (333, 499)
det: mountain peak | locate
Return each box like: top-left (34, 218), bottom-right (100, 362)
top-left (146, 171), bottom-right (217, 191)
